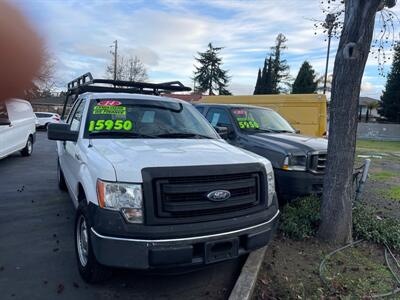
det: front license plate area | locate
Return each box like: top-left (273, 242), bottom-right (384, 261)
top-left (204, 238), bottom-right (239, 264)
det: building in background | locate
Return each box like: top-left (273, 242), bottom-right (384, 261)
top-left (358, 97), bottom-right (380, 123)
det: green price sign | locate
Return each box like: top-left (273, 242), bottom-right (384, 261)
top-left (88, 119), bottom-right (133, 132)
top-left (235, 117), bottom-right (260, 129)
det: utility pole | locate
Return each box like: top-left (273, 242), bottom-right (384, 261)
top-left (323, 14), bottom-right (335, 95)
top-left (113, 40), bottom-right (118, 82)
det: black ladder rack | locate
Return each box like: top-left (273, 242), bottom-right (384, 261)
top-left (61, 72), bottom-right (191, 118)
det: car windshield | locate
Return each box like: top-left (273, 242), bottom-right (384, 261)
top-left (231, 107), bottom-right (295, 133)
top-left (84, 99), bottom-right (219, 139)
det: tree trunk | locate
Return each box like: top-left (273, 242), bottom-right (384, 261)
top-left (318, 0), bottom-right (381, 243)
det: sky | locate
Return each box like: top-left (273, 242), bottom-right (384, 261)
top-left (12, 0), bottom-right (400, 98)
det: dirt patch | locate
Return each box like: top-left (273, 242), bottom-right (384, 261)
top-left (253, 237), bottom-right (398, 299)
top-left (254, 149), bottom-right (400, 299)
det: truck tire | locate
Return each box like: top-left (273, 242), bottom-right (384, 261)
top-left (57, 160), bottom-right (67, 191)
top-left (21, 136), bottom-right (33, 156)
top-left (75, 202), bottom-right (111, 283)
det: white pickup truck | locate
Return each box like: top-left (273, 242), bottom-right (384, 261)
top-left (48, 73), bottom-right (279, 283)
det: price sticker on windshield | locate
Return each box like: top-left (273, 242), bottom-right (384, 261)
top-left (88, 119), bottom-right (133, 132)
top-left (93, 106), bottom-right (126, 115)
top-left (236, 117), bottom-right (260, 129)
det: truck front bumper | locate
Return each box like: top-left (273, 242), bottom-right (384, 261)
top-left (90, 208), bottom-right (279, 270)
top-left (275, 169), bottom-right (324, 201)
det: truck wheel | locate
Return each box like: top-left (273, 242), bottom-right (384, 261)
top-left (21, 136), bottom-right (33, 156)
top-left (75, 202), bottom-right (111, 283)
top-left (57, 160), bottom-right (67, 191)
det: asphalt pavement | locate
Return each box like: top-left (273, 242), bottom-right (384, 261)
top-left (0, 132), bottom-right (244, 300)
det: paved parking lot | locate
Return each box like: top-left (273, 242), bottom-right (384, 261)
top-left (0, 132), bottom-right (244, 300)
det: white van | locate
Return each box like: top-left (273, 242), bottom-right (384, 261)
top-left (0, 99), bottom-right (36, 159)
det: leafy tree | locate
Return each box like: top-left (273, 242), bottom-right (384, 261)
top-left (292, 61), bottom-right (318, 94)
top-left (193, 43), bottom-right (231, 95)
top-left (380, 43), bottom-right (400, 123)
top-left (271, 33), bottom-right (290, 94)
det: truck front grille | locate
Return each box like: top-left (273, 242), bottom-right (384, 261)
top-left (141, 164), bottom-right (267, 225)
top-left (309, 152), bottom-right (327, 173)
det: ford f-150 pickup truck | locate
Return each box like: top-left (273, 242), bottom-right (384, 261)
top-left (48, 73), bottom-right (279, 283)
top-left (195, 103), bottom-right (328, 202)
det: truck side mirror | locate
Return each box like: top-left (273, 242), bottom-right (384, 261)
top-left (0, 118), bottom-right (11, 126)
top-left (214, 126), bottom-right (229, 139)
top-left (295, 129), bottom-right (301, 134)
top-left (48, 123), bottom-right (78, 142)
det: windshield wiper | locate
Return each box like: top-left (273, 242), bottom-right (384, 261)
top-left (88, 131), bottom-right (157, 138)
top-left (246, 128), bottom-right (274, 133)
top-left (267, 129), bottom-right (295, 133)
top-left (156, 132), bottom-right (213, 139)
top-left (248, 128), bottom-right (294, 134)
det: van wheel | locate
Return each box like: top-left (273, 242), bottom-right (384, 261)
top-left (75, 202), bottom-right (111, 283)
top-left (21, 136), bottom-right (33, 156)
top-left (57, 160), bottom-right (67, 191)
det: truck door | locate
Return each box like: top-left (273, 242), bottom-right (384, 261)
top-left (60, 100), bottom-right (85, 201)
top-left (205, 108), bottom-right (238, 144)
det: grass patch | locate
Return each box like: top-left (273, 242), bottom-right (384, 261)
top-left (357, 140), bottom-right (400, 153)
top-left (370, 171), bottom-right (397, 181)
top-left (377, 186), bottom-right (400, 201)
top-left (324, 245), bottom-right (396, 297)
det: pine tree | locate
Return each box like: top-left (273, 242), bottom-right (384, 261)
top-left (253, 69), bottom-right (262, 94)
top-left (270, 33), bottom-right (290, 94)
top-left (193, 43), bottom-right (231, 95)
top-left (264, 57), bottom-right (273, 94)
top-left (380, 43), bottom-right (400, 123)
top-left (292, 61), bottom-right (318, 94)
top-left (253, 34), bottom-right (289, 95)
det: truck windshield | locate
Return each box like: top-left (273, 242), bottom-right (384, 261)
top-left (84, 99), bottom-right (219, 139)
top-left (231, 107), bottom-right (295, 133)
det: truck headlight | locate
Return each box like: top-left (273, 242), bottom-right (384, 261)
top-left (282, 155), bottom-right (307, 171)
top-left (267, 170), bottom-right (275, 206)
top-left (96, 180), bottom-right (143, 223)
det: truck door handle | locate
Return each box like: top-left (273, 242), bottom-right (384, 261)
top-left (75, 153), bottom-right (82, 161)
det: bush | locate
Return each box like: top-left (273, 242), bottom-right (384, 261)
top-left (279, 195), bottom-right (320, 239)
top-left (353, 204), bottom-right (400, 250)
top-left (279, 196), bottom-right (400, 250)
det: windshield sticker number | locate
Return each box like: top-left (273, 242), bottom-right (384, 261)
top-left (93, 106), bottom-right (126, 115)
top-left (88, 119), bottom-right (133, 132)
top-left (236, 117), bottom-right (259, 129)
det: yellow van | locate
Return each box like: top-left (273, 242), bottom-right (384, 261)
top-left (201, 94), bottom-right (327, 137)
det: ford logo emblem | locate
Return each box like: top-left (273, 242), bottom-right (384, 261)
top-left (207, 190), bottom-right (231, 202)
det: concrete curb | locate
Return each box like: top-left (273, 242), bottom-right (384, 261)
top-left (229, 246), bottom-right (267, 300)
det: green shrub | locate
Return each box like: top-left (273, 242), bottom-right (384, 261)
top-left (353, 204), bottom-right (400, 250)
top-left (279, 195), bottom-right (321, 239)
top-left (279, 197), bottom-right (400, 250)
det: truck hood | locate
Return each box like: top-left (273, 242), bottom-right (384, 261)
top-left (248, 133), bottom-right (327, 154)
top-left (91, 139), bottom-right (270, 182)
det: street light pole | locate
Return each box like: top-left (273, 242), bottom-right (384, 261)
top-left (323, 14), bottom-right (335, 95)
top-left (113, 40), bottom-right (118, 82)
